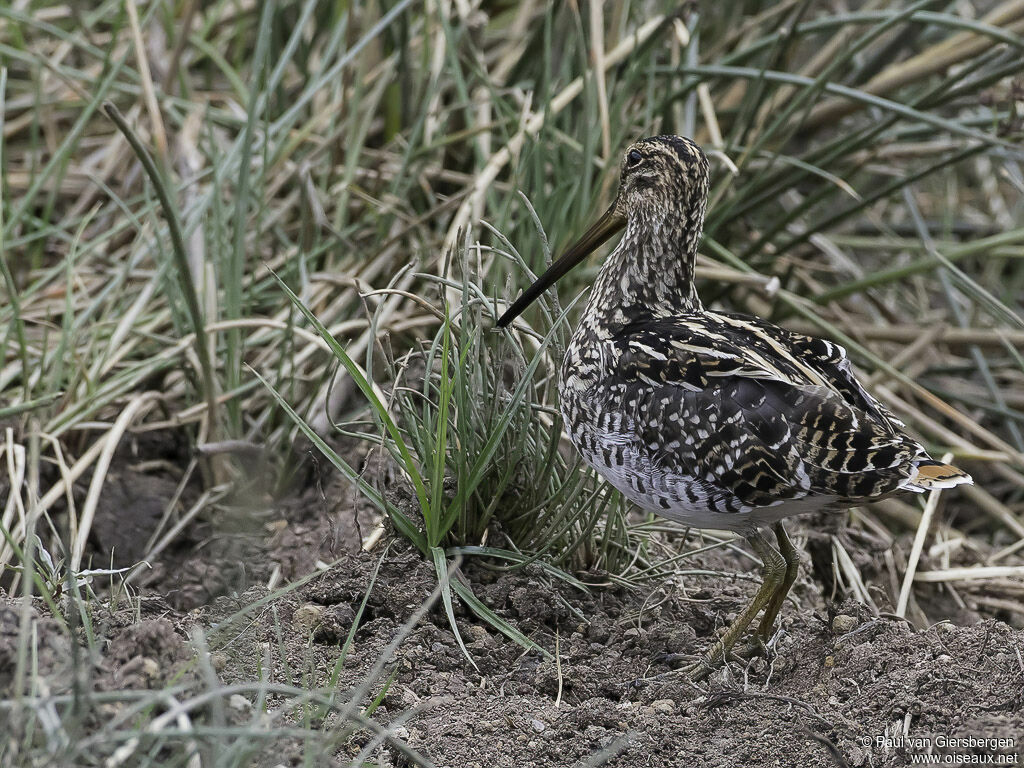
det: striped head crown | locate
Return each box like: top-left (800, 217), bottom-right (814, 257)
top-left (614, 135), bottom-right (710, 220)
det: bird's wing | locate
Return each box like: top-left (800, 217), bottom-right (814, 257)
top-left (609, 315), bottom-right (929, 508)
top-left (717, 311), bottom-right (907, 431)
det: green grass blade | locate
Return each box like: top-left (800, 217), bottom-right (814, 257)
top-left (431, 548), bottom-right (475, 668)
top-left (269, 270), bottom-right (431, 518)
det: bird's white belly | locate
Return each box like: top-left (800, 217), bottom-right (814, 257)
top-left (575, 440), bottom-right (738, 528)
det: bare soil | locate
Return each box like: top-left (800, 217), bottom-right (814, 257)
top-left (2, 438), bottom-right (1022, 768)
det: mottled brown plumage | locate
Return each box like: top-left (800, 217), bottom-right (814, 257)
top-left (497, 135), bottom-right (972, 674)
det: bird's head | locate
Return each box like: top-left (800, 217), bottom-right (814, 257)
top-left (614, 135), bottom-right (710, 219)
top-left (497, 135), bottom-right (709, 328)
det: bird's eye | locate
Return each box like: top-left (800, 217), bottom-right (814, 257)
top-left (627, 150), bottom-right (643, 167)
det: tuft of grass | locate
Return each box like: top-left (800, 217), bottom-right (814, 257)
top-left (258, 205), bottom-right (630, 655)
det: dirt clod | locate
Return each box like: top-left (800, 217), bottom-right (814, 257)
top-left (832, 613), bottom-right (859, 633)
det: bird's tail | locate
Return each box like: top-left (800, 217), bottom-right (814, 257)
top-left (903, 460), bottom-right (973, 492)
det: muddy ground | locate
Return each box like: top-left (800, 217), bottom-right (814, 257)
top-left (2, 437), bottom-right (1022, 767)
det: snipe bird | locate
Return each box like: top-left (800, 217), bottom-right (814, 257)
top-left (497, 135), bottom-right (972, 674)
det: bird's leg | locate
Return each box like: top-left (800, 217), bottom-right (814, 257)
top-left (756, 521), bottom-right (800, 641)
top-left (687, 528), bottom-right (786, 679)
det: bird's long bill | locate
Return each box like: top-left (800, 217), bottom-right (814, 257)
top-left (496, 203), bottom-right (625, 327)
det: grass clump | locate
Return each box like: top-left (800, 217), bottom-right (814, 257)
top-left (260, 220), bottom-right (630, 654)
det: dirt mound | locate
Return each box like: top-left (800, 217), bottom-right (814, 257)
top-left (190, 541), bottom-right (1023, 767)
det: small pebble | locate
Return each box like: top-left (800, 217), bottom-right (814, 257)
top-left (531, 718), bottom-right (546, 732)
top-left (140, 657), bottom-right (160, 680)
top-left (292, 604), bottom-right (324, 634)
top-left (466, 624), bottom-right (491, 645)
top-left (832, 614), bottom-right (858, 634)
top-left (649, 698), bottom-right (675, 714)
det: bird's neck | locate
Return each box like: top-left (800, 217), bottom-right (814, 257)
top-left (586, 205), bottom-right (703, 326)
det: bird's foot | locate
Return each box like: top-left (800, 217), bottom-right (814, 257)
top-left (674, 645), bottom-right (740, 681)
top-left (670, 636), bottom-right (773, 682)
